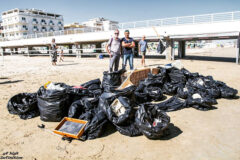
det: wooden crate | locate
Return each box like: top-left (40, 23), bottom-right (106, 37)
top-left (53, 117), bottom-right (88, 139)
top-left (118, 68), bottom-right (151, 89)
top-left (152, 68), bottom-right (160, 75)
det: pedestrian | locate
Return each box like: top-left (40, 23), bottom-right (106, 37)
top-left (106, 29), bottom-right (121, 72)
top-left (138, 35), bottom-right (148, 67)
top-left (237, 32), bottom-right (240, 64)
top-left (50, 38), bottom-right (57, 66)
top-left (122, 30), bottom-right (135, 70)
top-left (59, 49), bottom-right (64, 62)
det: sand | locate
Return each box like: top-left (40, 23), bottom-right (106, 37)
top-left (0, 47), bottom-right (240, 160)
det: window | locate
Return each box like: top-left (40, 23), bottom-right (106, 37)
top-left (23, 32), bottom-right (27, 35)
top-left (22, 17), bottom-right (26, 21)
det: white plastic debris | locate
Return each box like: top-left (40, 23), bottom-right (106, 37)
top-left (47, 83), bottom-right (65, 91)
top-left (111, 99), bottom-right (126, 117)
top-left (192, 93), bottom-right (202, 99)
top-left (172, 60), bottom-right (183, 69)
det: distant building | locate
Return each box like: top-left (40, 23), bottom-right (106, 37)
top-left (81, 17), bottom-right (118, 31)
top-left (0, 20), bottom-right (3, 38)
top-left (1, 8), bottom-right (64, 40)
top-left (64, 22), bottom-right (99, 32)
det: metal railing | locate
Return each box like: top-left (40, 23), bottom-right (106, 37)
top-left (119, 11), bottom-right (240, 29)
top-left (0, 11), bottom-right (240, 42)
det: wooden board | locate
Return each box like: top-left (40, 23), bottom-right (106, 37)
top-left (53, 117), bottom-right (88, 139)
top-left (118, 68), bottom-right (151, 89)
top-left (152, 68), bottom-right (160, 75)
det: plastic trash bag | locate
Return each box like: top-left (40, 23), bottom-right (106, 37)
top-left (80, 109), bottom-right (108, 140)
top-left (135, 103), bottom-right (170, 139)
top-left (168, 68), bottom-right (186, 84)
top-left (7, 93), bottom-right (39, 120)
top-left (155, 96), bottom-right (187, 111)
top-left (144, 86), bottom-right (163, 101)
top-left (102, 68), bottom-right (126, 92)
top-left (162, 82), bottom-right (178, 95)
top-left (187, 93), bottom-right (218, 111)
top-left (134, 83), bottom-right (151, 104)
top-left (37, 84), bottom-right (70, 122)
top-left (216, 81), bottom-right (238, 98)
top-left (81, 79), bottom-right (101, 89)
top-left (68, 100), bottom-right (83, 118)
top-left (106, 96), bottom-right (132, 125)
top-left (114, 121), bottom-right (142, 137)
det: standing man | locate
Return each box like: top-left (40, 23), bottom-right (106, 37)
top-left (138, 35), bottom-right (148, 67)
top-left (237, 32), bottom-right (240, 64)
top-left (50, 38), bottom-right (57, 66)
top-left (122, 30), bottom-right (135, 70)
top-left (106, 29), bottom-right (121, 72)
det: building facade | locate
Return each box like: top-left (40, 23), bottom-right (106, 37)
top-left (1, 8), bottom-right (64, 40)
top-left (81, 17), bottom-right (118, 31)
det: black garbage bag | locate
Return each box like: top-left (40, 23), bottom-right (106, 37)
top-left (37, 84), bottom-right (70, 122)
top-left (155, 96), bottom-right (187, 112)
top-left (187, 93), bottom-right (218, 111)
top-left (68, 100), bottom-right (83, 118)
top-left (81, 79), bottom-right (101, 88)
top-left (142, 73), bottom-right (165, 87)
top-left (68, 96), bottom-right (99, 118)
top-left (114, 121), bottom-right (142, 137)
top-left (181, 68), bottom-right (199, 79)
top-left (102, 68), bottom-right (126, 92)
top-left (68, 87), bottom-right (89, 104)
top-left (105, 96), bottom-right (132, 125)
top-left (216, 81), bottom-right (238, 98)
top-left (177, 85), bottom-right (189, 99)
top-left (168, 68), bottom-right (187, 84)
top-left (162, 82), bottom-right (178, 95)
top-left (177, 84), bottom-right (195, 99)
top-left (135, 103), bottom-right (170, 139)
top-left (144, 86), bottom-right (163, 101)
top-left (134, 83), bottom-right (151, 104)
top-left (7, 93), bottom-right (39, 120)
top-left (80, 109), bottom-right (109, 140)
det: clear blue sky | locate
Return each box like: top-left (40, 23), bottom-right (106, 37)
top-left (1, 0), bottom-right (240, 24)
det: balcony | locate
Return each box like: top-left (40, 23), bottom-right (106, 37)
top-left (41, 20), bottom-right (47, 25)
top-left (58, 23), bottom-right (63, 27)
top-left (32, 21), bottom-right (38, 25)
top-left (41, 28), bottom-right (47, 32)
top-left (49, 22), bottom-right (55, 26)
top-left (33, 28), bottom-right (39, 32)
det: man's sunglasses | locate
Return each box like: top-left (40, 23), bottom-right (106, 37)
top-left (114, 33), bottom-right (119, 35)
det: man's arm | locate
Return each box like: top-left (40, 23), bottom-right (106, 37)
top-left (129, 41), bottom-right (135, 48)
top-left (122, 41), bottom-right (131, 47)
top-left (138, 42), bottom-right (141, 53)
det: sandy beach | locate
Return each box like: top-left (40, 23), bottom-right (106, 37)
top-left (0, 47), bottom-right (240, 160)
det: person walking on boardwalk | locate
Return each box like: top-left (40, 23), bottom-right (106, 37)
top-left (50, 38), bottom-right (58, 66)
top-left (122, 30), bottom-right (135, 70)
top-left (59, 49), bottom-right (64, 62)
top-left (139, 35), bottom-right (148, 67)
top-left (106, 29), bottom-right (121, 72)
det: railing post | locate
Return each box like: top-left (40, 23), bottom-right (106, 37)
top-left (232, 12), bottom-right (234, 21)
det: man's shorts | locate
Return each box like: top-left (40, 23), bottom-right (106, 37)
top-left (140, 51), bottom-right (146, 56)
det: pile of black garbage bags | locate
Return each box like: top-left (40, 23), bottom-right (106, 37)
top-left (7, 66), bottom-right (238, 140)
